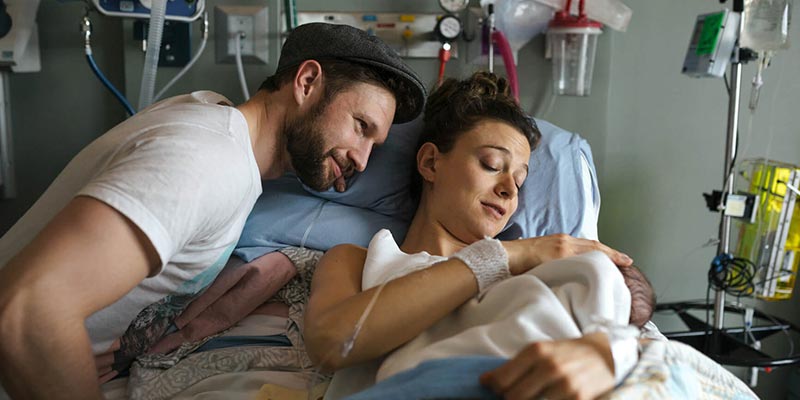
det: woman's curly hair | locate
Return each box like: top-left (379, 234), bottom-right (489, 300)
top-left (421, 71), bottom-right (539, 154)
top-left (411, 72), bottom-right (540, 200)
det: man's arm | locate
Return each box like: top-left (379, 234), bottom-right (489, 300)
top-left (0, 196), bottom-right (160, 399)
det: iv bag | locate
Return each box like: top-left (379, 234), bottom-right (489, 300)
top-left (498, 0), bottom-right (555, 51)
top-left (479, 0), bottom-right (556, 52)
top-left (741, 0), bottom-right (792, 51)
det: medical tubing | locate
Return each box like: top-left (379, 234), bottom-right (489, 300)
top-left (234, 32), bottom-right (250, 100)
top-left (299, 201), bottom-right (325, 249)
top-left (491, 30), bottom-right (519, 101)
top-left (436, 44), bottom-right (451, 87)
top-left (341, 281), bottom-right (389, 359)
top-left (138, 0), bottom-right (168, 110)
top-left (154, 12), bottom-right (209, 101)
top-left (82, 16), bottom-right (135, 116)
top-left (303, 279), bottom-right (391, 398)
top-left (86, 52), bottom-right (136, 116)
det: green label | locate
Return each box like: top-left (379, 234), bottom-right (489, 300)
top-left (697, 12), bottom-right (725, 55)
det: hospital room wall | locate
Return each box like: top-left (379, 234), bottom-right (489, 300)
top-left (0, 1), bottom-right (127, 232)
top-left (0, 1), bottom-right (796, 395)
top-left (602, 0), bottom-right (800, 397)
top-left (120, 0), bottom-right (471, 109)
top-left (0, 0), bottom-right (611, 235)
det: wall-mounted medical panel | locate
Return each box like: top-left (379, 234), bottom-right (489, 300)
top-left (296, 12), bottom-right (458, 59)
top-left (92, 0), bottom-right (205, 22)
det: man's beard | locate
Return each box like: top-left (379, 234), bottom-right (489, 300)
top-left (284, 99), bottom-right (336, 191)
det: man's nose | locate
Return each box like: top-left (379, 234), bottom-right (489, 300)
top-left (350, 140), bottom-right (373, 172)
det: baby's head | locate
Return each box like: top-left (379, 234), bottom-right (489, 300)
top-left (618, 265), bottom-right (656, 329)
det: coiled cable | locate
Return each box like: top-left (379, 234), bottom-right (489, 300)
top-left (708, 253), bottom-right (756, 297)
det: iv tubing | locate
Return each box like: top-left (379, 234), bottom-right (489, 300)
top-left (138, 0), bottom-right (167, 110)
top-left (234, 33), bottom-right (250, 100)
top-left (82, 15), bottom-right (135, 116)
top-left (154, 12), bottom-right (209, 102)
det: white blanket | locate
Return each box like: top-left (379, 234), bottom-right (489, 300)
top-left (360, 230), bottom-right (632, 382)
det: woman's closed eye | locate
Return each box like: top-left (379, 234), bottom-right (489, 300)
top-left (480, 161), bottom-right (501, 172)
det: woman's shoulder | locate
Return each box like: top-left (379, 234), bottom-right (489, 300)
top-left (319, 243), bottom-right (369, 268)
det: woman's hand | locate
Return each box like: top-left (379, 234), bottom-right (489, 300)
top-left (503, 234), bottom-right (633, 275)
top-left (480, 332), bottom-right (616, 400)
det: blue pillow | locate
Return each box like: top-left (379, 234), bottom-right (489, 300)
top-left (234, 117), bottom-right (599, 262)
top-left (497, 118), bottom-right (599, 240)
top-left (299, 117), bottom-right (423, 221)
top-left (234, 175), bottom-right (410, 262)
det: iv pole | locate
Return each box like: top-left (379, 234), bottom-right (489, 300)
top-left (713, 0), bottom-right (744, 330)
top-left (658, 0), bottom-right (800, 372)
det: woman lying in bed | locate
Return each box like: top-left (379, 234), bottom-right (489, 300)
top-left (303, 72), bottom-right (647, 400)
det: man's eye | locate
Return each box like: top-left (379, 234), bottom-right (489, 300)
top-left (357, 119), bottom-right (368, 133)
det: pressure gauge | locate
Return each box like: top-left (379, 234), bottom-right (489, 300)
top-left (435, 14), bottom-right (462, 42)
top-left (439, 0), bottom-right (469, 13)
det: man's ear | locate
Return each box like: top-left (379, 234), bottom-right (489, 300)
top-left (416, 142), bottom-right (440, 184)
top-left (292, 60), bottom-right (323, 108)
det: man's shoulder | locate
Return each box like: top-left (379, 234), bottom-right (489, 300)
top-left (131, 92), bottom-right (243, 139)
top-left (145, 91), bottom-right (233, 111)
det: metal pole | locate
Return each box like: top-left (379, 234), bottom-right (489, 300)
top-left (714, 12), bottom-right (743, 330)
top-left (0, 70), bottom-right (15, 199)
top-left (487, 4), bottom-right (494, 73)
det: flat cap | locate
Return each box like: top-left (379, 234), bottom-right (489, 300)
top-left (277, 23), bottom-right (426, 124)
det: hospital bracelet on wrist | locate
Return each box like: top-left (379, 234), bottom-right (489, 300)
top-left (451, 237), bottom-right (510, 292)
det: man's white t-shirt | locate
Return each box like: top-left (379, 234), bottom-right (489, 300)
top-left (0, 91), bottom-right (261, 372)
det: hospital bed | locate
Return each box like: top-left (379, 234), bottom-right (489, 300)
top-left (99, 118), bottom-right (756, 400)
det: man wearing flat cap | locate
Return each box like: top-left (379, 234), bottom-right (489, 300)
top-left (0, 23), bottom-right (425, 399)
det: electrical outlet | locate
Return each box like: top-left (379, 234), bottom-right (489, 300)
top-left (214, 5), bottom-right (268, 65)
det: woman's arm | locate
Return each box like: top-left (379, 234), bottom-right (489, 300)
top-left (304, 244), bottom-right (480, 371)
top-left (304, 235), bottom-right (633, 371)
top-left (504, 234), bottom-right (633, 275)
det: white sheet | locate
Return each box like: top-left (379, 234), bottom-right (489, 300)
top-left (376, 251), bottom-right (631, 381)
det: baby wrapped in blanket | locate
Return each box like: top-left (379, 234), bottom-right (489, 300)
top-left (360, 229), bottom-right (655, 382)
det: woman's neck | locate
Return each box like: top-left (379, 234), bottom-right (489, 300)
top-left (400, 200), bottom-right (469, 257)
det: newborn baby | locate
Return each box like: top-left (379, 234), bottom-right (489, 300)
top-left (619, 264), bottom-right (656, 328)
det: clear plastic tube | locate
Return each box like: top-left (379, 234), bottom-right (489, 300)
top-left (154, 12), bottom-right (209, 102)
top-left (138, 0), bottom-right (167, 110)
